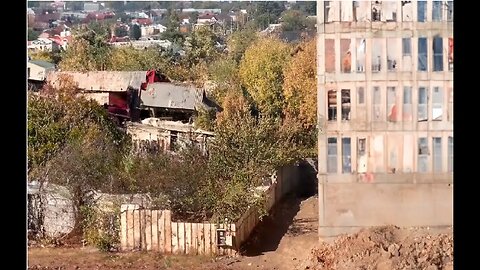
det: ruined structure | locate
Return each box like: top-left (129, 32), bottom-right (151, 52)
top-left (316, 0), bottom-right (453, 237)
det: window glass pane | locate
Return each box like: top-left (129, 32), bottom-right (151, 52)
top-left (342, 138), bottom-right (351, 173)
top-left (418, 38), bottom-right (428, 71)
top-left (433, 37), bottom-right (443, 71)
top-left (418, 1), bottom-right (426, 22)
top-left (432, 1), bottom-right (442, 21)
top-left (357, 87), bottom-right (365, 104)
top-left (402, 38), bottom-right (411, 56)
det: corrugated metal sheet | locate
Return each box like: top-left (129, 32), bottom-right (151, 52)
top-left (141, 82), bottom-right (202, 110)
top-left (47, 71), bottom-right (148, 92)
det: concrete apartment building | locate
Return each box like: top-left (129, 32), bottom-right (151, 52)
top-left (316, 1), bottom-right (453, 237)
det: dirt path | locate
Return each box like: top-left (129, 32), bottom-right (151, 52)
top-left (229, 194), bottom-right (319, 270)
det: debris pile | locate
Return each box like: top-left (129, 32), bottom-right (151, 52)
top-left (308, 225), bottom-right (453, 270)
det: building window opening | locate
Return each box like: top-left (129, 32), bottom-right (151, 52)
top-left (387, 38), bottom-right (398, 71)
top-left (371, 1), bottom-right (382, 22)
top-left (403, 86), bottom-right (412, 121)
top-left (372, 39), bottom-right (382, 72)
top-left (401, 1), bottom-right (413, 21)
top-left (432, 137), bottom-right (442, 172)
top-left (433, 36), bottom-right (443, 71)
top-left (356, 38), bottom-right (366, 72)
top-left (447, 1), bottom-right (453, 21)
top-left (432, 87), bottom-right (443, 121)
top-left (341, 89), bottom-right (351, 121)
top-left (387, 87), bottom-right (398, 122)
top-left (357, 87), bottom-right (365, 105)
top-left (418, 37), bottom-right (428, 71)
top-left (373, 86), bottom-right (382, 121)
top-left (328, 90), bottom-right (337, 121)
top-left (358, 138), bottom-right (366, 156)
top-left (327, 137), bottom-right (338, 173)
top-left (448, 136), bottom-right (453, 172)
top-left (341, 39), bottom-right (352, 73)
top-left (432, 1), bottom-right (443, 22)
top-left (325, 39), bottom-right (335, 73)
top-left (342, 137), bottom-right (352, 173)
top-left (418, 137), bottom-right (428, 173)
top-left (402, 38), bottom-right (412, 71)
top-left (418, 87), bottom-right (428, 121)
top-left (417, 1), bottom-right (427, 22)
top-left (384, 1), bottom-right (397, 22)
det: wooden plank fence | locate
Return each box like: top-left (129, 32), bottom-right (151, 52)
top-left (120, 164), bottom-right (300, 256)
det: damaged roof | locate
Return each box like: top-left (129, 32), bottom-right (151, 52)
top-left (141, 82), bottom-right (203, 110)
top-left (47, 71), bottom-right (148, 92)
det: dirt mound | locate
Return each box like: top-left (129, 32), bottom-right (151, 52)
top-left (307, 226), bottom-right (453, 270)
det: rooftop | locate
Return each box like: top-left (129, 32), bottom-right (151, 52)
top-left (47, 71), bottom-right (149, 92)
top-left (28, 60), bottom-right (56, 69)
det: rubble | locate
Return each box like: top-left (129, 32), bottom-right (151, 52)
top-left (307, 225), bottom-right (453, 270)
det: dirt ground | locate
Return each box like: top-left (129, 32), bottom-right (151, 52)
top-left (28, 194), bottom-right (453, 270)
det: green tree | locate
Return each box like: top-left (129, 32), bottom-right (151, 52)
top-left (207, 58), bottom-right (241, 104)
top-left (249, 1), bottom-right (286, 30)
top-left (161, 9), bottom-right (184, 44)
top-left (280, 9), bottom-right (307, 32)
top-left (28, 28), bottom-right (40, 41)
top-left (129, 24), bottom-right (141, 40)
top-left (29, 50), bottom-right (62, 64)
top-left (206, 91), bottom-right (312, 221)
top-left (291, 1), bottom-right (317, 15)
top-left (109, 46), bottom-right (169, 71)
top-left (226, 28), bottom-right (258, 63)
top-left (28, 75), bottom-right (129, 170)
top-left (184, 27), bottom-right (219, 66)
top-left (59, 24), bottom-right (113, 71)
top-left (114, 26), bottom-right (128, 37)
top-left (239, 37), bottom-right (291, 118)
top-left (190, 11), bottom-right (199, 24)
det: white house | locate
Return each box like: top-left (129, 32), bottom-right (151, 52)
top-left (140, 24), bottom-right (167, 37)
top-left (28, 60), bottom-right (56, 81)
top-left (27, 38), bottom-right (59, 52)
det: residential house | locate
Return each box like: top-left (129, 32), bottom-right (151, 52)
top-left (129, 82), bottom-right (219, 153)
top-left (127, 120), bottom-right (214, 154)
top-left (196, 13), bottom-right (218, 25)
top-left (84, 2), bottom-right (100, 12)
top-left (48, 34), bottom-right (72, 51)
top-left (110, 39), bottom-right (172, 50)
top-left (46, 70), bottom-right (168, 124)
top-left (140, 24), bottom-right (166, 37)
top-left (28, 60), bottom-right (56, 82)
top-left (132, 18), bottom-right (153, 26)
top-left (27, 38), bottom-right (59, 52)
top-left (139, 82), bottom-right (220, 122)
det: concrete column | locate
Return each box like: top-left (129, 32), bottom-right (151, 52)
top-left (317, 0), bottom-right (327, 238)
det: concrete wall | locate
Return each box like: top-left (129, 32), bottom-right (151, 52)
top-left (316, 0), bottom-right (453, 237)
top-left (28, 183), bottom-right (154, 239)
top-left (319, 181), bottom-right (453, 237)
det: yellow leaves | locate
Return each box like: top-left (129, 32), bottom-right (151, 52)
top-left (283, 38), bottom-right (317, 128)
top-left (239, 37), bottom-right (291, 117)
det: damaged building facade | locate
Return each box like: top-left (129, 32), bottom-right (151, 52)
top-left (316, 1), bottom-right (453, 237)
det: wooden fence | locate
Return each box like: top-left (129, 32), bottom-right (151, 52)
top-left (120, 164), bottom-right (300, 255)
